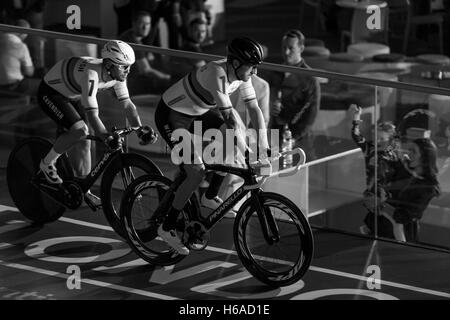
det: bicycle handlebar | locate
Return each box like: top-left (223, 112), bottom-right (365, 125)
top-left (245, 148), bottom-right (306, 190)
top-left (85, 126), bottom-right (142, 147)
top-left (272, 148), bottom-right (306, 177)
top-left (112, 126), bottom-right (141, 137)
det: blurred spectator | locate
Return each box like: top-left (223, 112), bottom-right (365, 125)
top-left (149, 0), bottom-right (183, 49)
top-left (349, 105), bottom-right (403, 237)
top-left (114, 0), bottom-right (159, 36)
top-left (0, 0), bottom-right (46, 75)
top-left (179, 0), bottom-right (212, 45)
top-left (350, 104), bottom-right (400, 206)
top-left (268, 29), bottom-right (320, 156)
top-left (0, 19), bottom-right (39, 96)
top-left (119, 10), bottom-right (172, 95)
top-left (371, 137), bottom-right (441, 243)
top-left (178, 17), bottom-right (208, 69)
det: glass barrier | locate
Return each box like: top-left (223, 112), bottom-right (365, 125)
top-left (379, 86), bottom-right (450, 248)
top-left (0, 25), bottom-right (449, 252)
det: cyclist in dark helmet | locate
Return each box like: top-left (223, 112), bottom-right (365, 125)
top-left (153, 37), bottom-right (269, 255)
top-left (227, 37), bottom-right (264, 80)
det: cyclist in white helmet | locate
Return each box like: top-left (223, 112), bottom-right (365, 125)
top-left (37, 40), bottom-right (156, 204)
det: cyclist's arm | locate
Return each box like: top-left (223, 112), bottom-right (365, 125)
top-left (218, 104), bottom-right (248, 154)
top-left (113, 80), bottom-right (142, 128)
top-left (120, 98), bottom-right (142, 128)
top-left (211, 88), bottom-right (246, 153)
top-left (240, 80), bottom-right (269, 150)
top-left (81, 70), bottom-right (108, 137)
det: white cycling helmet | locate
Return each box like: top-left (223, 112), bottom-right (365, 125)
top-left (101, 40), bottom-right (135, 65)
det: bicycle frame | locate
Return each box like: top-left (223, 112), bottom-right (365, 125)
top-left (74, 139), bottom-right (125, 194)
top-left (189, 148), bottom-right (306, 243)
top-left (36, 127), bottom-right (140, 199)
top-left (67, 127), bottom-right (141, 192)
top-left (203, 164), bottom-right (283, 244)
top-left (153, 148), bottom-right (306, 244)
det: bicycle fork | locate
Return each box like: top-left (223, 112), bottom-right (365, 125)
top-left (251, 190), bottom-right (280, 245)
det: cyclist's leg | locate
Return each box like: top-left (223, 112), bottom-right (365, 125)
top-left (155, 100), bottom-right (201, 254)
top-left (65, 101), bottom-right (91, 178)
top-left (158, 102), bottom-right (206, 219)
top-left (197, 110), bottom-right (228, 209)
top-left (37, 82), bottom-right (88, 183)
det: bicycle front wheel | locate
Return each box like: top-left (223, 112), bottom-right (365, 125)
top-left (120, 174), bottom-right (188, 266)
top-left (101, 153), bottom-right (162, 239)
top-left (234, 192), bottom-right (314, 287)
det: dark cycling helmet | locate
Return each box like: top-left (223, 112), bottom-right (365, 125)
top-left (227, 37), bottom-right (264, 65)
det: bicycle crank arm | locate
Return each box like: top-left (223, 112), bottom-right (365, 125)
top-left (31, 178), bottom-right (83, 210)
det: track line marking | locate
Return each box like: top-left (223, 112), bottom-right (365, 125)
top-left (0, 259), bottom-right (178, 300)
top-left (59, 217), bottom-right (114, 232)
top-left (2, 204), bottom-right (450, 298)
top-left (0, 205), bottom-right (18, 212)
top-left (205, 245), bottom-right (450, 298)
top-left (62, 213), bottom-right (450, 299)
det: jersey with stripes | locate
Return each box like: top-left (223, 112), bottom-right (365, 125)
top-left (162, 59), bottom-right (257, 116)
top-left (44, 57), bottom-right (130, 105)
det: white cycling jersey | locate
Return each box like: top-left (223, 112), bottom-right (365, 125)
top-left (162, 59), bottom-right (257, 116)
top-left (44, 57), bottom-right (130, 111)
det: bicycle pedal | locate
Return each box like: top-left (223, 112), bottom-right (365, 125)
top-left (84, 196), bottom-right (102, 212)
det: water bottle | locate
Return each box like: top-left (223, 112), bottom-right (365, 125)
top-left (282, 124), bottom-right (293, 168)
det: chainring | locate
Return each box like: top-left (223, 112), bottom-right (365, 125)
top-left (183, 221), bottom-right (209, 251)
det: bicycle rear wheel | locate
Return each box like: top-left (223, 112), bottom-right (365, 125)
top-left (7, 137), bottom-right (72, 223)
top-left (101, 153), bottom-right (162, 239)
top-left (234, 192), bottom-right (314, 287)
top-left (120, 174), bottom-right (188, 266)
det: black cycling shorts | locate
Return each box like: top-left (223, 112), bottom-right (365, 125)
top-left (155, 99), bottom-right (224, 149)
top-left (37, 81), bottom-right (86, 131)
top-left (155, 99), bottom-right (225, 164)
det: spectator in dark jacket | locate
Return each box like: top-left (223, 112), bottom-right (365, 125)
top-left (268, 29), bottom-right (320, 156)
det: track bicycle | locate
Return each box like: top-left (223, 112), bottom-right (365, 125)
top-left (120, 148), bottom-right (314, 287)
top-left (7, 126), bottom-right (162, 238)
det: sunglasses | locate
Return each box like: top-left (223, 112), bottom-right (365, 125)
top-left (115, 64), bottom-right (131, 71)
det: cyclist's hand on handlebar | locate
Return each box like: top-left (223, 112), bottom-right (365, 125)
top-left (256, 147), bottom-right (280, 161)
top-left (137, 125), bottom-right (158, 145)
top-left (104, 133), bottom-right (123, 150)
